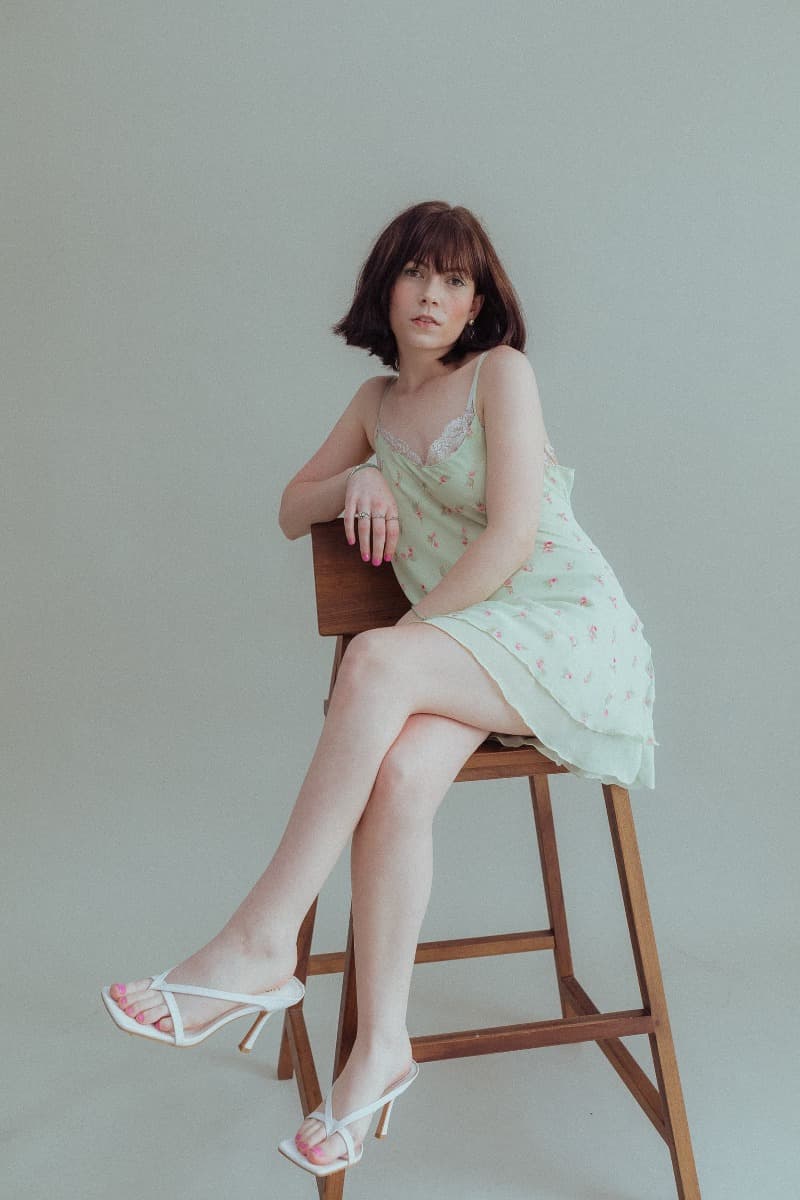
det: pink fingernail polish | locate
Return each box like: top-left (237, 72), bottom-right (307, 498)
top-left (362, 553), bottom-right (369, 561)
top-left (384, 554), bottom-right (392, 562)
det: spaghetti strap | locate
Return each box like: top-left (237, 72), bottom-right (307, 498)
top-left (468, 350), bottom-right (491, 415)
top-left (374, 376), bottom-right (395, 445)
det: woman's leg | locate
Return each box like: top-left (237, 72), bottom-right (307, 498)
top-left (110, 624), bottom-right (532, 1034)
top-left (296, 711), bottom-right (488, 1165)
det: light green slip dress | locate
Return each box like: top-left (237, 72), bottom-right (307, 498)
top-left (373, 349), bottom-right (657, 790)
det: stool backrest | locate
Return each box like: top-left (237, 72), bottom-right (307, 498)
top-left (310, 520), bottom-right (408, 636)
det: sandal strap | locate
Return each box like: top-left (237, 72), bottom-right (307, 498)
top-left (313, 1062), bottom-right (418, 1160)
top-left (318, 1092), bottom-right (359, 1166)
top-left (160, 987), bottom-right (185, 1045)
top-left (330, 1063), bottom-right (418, 1127)
top-left (149, 970), bottom-right (297, 1007)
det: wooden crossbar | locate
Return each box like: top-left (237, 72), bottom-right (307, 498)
top-left (411, 1009), bottom-right (654, 1061)
top-left (306, 929), bottom-right (555, 975)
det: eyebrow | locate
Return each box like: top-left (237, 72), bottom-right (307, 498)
top-left (409, 258), bottom-right (471, 276)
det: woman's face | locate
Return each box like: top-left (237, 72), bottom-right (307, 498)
top-left (389, 259), bottom-right (483, 355)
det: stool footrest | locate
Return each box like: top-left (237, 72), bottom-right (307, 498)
top-left (411, 1007), bottom-right (654, 1061)
top-left (562, 974), bottom-right (667, 1137)
top-left (307, 929), bottom-right (555, 975)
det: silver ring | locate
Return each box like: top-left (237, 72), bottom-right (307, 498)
top-left (357, 511), bottom-right (370, 519)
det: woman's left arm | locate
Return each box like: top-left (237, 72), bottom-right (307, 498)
top-left (405, 347), bottom-right (545, 621)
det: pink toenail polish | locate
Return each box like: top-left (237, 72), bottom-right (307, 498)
top-left (136, 1013), bottom-right (145, 1023)
top-left (118, 985), bottom-right (126, 995)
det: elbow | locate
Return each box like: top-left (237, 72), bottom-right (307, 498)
top-left (487, 523), bottom-right (538, 569)
top-left (278, 514), bottom-right (308, 542)
top-left (520, 527), bottom-right (539, 561)
top-left (511, 515), bottom-right (540, 564)
top-left (278, 489), bottom-right (307, 541)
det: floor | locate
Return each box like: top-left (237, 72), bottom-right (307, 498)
top-left (5, 918), bottom-right (797, 1199)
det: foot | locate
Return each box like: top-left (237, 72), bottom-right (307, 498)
top-left (294, 1035), bottom-right (414, 1167)
top-left (107, 933), bottom-right (297, 1036)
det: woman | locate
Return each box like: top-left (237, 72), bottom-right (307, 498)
top-left (102, 200), bottom-right (657, 1177)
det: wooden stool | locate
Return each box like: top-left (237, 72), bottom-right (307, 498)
top-left (277, 519), bottom-right (700, 1199)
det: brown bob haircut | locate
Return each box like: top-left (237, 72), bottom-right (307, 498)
top-left (332, 201), bottom-right (527, 370)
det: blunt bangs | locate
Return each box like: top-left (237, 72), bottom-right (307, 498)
top-left (398, 211), bottom-right (488, 288)
top-left (333, 201), bottom-right (526, 370)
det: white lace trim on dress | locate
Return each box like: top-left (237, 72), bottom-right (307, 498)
top-left (376, 383), bottom-right (559, 468)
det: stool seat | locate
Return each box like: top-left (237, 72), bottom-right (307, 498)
top-left (277, 520), bottom-right (700, 1199)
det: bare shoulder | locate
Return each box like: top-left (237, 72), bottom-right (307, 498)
top-left (356, 373), bottom-right (395, 450)
top-left (475, 345), bottom-right (539, 424)
top-left (480, 344), bottom-right (536, 384)
top-left (282, 374), bottom-right (391, 491)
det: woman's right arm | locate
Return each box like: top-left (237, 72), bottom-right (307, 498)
top-left (278, 377), bottom-right (382, 540)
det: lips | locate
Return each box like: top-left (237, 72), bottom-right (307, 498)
top-left (412, 316), bottom-right (439, 326)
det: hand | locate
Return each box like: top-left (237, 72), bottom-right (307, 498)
top-left (343, 467), bottom-right (401, 566)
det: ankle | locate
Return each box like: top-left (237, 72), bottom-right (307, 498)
top-left (352, 1029), bottom-right (412, 1061)
top-left (212, 922), bottom-right (297, 972)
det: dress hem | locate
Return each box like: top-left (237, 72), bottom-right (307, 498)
top-left (421, 613), bottom-right (655, 790)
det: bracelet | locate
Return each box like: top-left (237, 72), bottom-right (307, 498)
top-left (348, 462), bottom-right (382, 479)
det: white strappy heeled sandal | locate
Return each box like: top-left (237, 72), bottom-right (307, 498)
top-left (277, 1060), bottom-right (419, 1176)
top-left (100, 969), bottom-right (305, 1051)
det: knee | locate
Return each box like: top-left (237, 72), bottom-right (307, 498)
top-left (335, 628), bottom-right (396, 696)
top-left (366, 737), bottom-right (439, 830)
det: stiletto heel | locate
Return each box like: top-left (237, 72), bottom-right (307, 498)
top-left (277, 1061), bottom-right (419, 1176)
top-left (100, 969), bottom-right (304, 1050)
top-left (374, 1097), bottom-right (394, 1139)
top-left (238, 1008), bottom-right (272, 1053)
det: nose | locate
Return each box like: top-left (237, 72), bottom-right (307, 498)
top-left (421, 276), bottom-right (443, 305)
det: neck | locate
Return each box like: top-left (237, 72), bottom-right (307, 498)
top-left (394, 344), bottom-right (463, 394)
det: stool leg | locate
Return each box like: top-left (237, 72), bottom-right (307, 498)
top-left (603, 784), bottom-right (701, 1200)
top-left (314, 914), bottom-right (358, 1200)
top-left (278, 898), bottom-right (318, 1081)
top-left (529, 773), bottom-right (576, 1018)
top-left (333, 910), bottom-right (358, 1080)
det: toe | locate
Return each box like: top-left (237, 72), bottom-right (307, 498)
top-left (295, 1118), bottom-right (324, 1156)
top-left (110, 977), bottom-right (153, 1005)
top-left (136, 1000), bottom-right (170, 1027)
top-left (307, 1132), bottom-right (350, 1166)
top-left (122, 990), bottom-right (166, 1025)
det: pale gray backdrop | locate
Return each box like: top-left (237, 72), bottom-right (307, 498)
top-left (3, 3), bottom-right (797, 1198)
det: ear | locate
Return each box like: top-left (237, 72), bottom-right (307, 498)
top-left (470, 292), bottom-right (484, 321)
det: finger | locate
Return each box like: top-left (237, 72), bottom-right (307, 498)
top-left (343, 504), bottom-right (355, 545)
top-left (384, 515), bottom-right (400, 561)
top-left (356, 511), bottom-right (372, 561)
top-left (369, 515), bottom-right (386, 565)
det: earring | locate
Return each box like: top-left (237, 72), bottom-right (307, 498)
top-left (463, 319), bottom-right (476, 342)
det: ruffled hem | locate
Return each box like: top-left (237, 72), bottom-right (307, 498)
top-left (424, 614), bottom-right (655, 790)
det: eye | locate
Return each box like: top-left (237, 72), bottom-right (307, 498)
top-left (403, 265), bottom-right (421, 277)
top-left (448, 275), bottom-right (467, 287)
